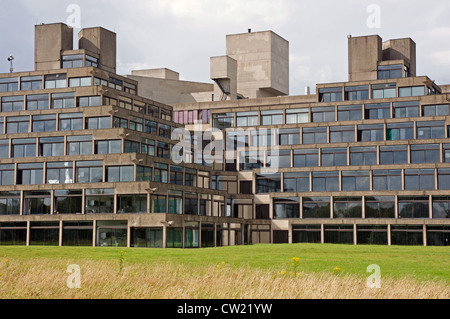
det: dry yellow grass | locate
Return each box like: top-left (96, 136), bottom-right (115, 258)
top-left (0, 258), bottom-right (448, 299)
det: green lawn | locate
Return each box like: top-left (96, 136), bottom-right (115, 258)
top-left (1, 244), bottom-right (449, 283)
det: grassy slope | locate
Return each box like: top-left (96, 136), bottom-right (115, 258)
top-left (1, 244), bottom-right (449, 283)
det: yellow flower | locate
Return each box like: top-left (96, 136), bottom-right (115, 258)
top-left (222, 261), bottom-right (225, 265)
top-left (217, 264), bottom-right (221, 269)
top-left (281, 270), bottom-right (286, 275)
top-left (292, 257), bottom-right (300, 263)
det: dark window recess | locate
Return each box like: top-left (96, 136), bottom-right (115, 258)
top-left (273, 230), bottom-right (289, 244)
top-left (255, 204), bottom-right (270, 220)
top-left (240, 181), bottom-right (253, 194)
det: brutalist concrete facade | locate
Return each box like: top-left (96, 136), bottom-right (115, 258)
top-left (0, 24), bottom-right (449, 248)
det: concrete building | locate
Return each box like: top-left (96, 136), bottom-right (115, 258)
top-left (0, 24), bottom-right (448, 248)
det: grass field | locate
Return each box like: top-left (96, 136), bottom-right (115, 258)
top-left (0, 244), bottom-right (449, 299)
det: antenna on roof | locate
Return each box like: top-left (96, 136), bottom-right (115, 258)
top-left (248, 29), bottom-right (251, 33)
top-left (7, 54), bottom-right (14, 73)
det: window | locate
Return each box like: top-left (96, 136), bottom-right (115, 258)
top-left (76, 161), bottom-right (103, 183)
top-left (85, 189), bottom-right (114, 214)
top-left (46, 162), bottom-right (73, 184)
top-left (151, 195), bottom-right (167, 214)
top-left (438, 169), bottom-right (450, 190)
top-left (12, 138), bottom-right (36, 158)
top-left (21, 75), bottom-right (42, 91)
top-left (184, 194), bottom-right (198, 215)
top-left (236, 111), bottom-right (258, 127)
top-left (267, 150), bottom-right (291, 168)
top-left (226, 131), bottom-right (249, 150)
top-left (51, 92), bottom-right (74, 109)
top-left (93, 77), bottom-right (108, 87)
top-left (78, 96), bottom-right (101, 107)
top-left (372, 169), bottom-right (402, 191)
top-left (156, 142), bottom-right (170, 158)
top-left (364, 102), bottom-right (390, 119)
top-left (103, 96), bottom-right (118, 106)
top-left (357, 124), bottom-right (384, 141)
top-left (423, 104), bottom-right (450, 117)
top-left (379, 145), bottom-right (408, 165)
top-left (54, 190), bottom-right (82, 215)
top-left (69, 77), bottom-right (92, 87)
top-left (118, 96), bottom-right (132, 110)
top-left (16, 163), bottom-right (43, 185)
top-left (337, 104), bottom-right (362, 121)
top-left (302, 127), bottom-right (327, 144)
top-left (410, 144), bottom-right (440, 164)
top-left (404, 169), bottom-right (435, 191)
top-left (386, 122), bottom-right (414, 140)
top-left (106, 166), bottom-right (134, 182)
top-left (377, 64), bottom-right (403, 79)
top-left (32, 115), bottom-right (56, 132)
top-left (67, 135), bottom-right (92, 156)
top-left (261, 110), bottom-right (283, 125)
top-left (319, 87), bottom-right (342, 102)
top-left (311, 106), bottom-right (335, 123)
top-left (365, 196), bottom-right (395, 218)
top-left (344, 86), bottom-right (369, 101)
top-left (62, 54), bottom-right (83, 68)
top-left (330, 125), bottom-right (355, 143)
top-left (273, 197), bottom-right (300, 219)
top-left (256, 173), bottom-right (281, 193)
top-left (144, 120), bottom-right (157, 134)
top-left (109, 77), bottom-right (123, 90)
top-left (0, 140), bottom-right (9, 158)
top-left (123, 82), bottom-right (137, 95)
top-left (333, 197), bottom-right (362, 218)
top-left (0, 191), bottom-right (20, 214)
top-left (293, 148), bottom-right (318, 167)
top-left (85, 55), bottom-right (98, 67)
top-left (113, 117), bottom-right (128, 129)
top-left (170, 166), bottom-right (183, 185)
top-left (117, 195), bottom-right (147, 214)
top-left (26, 94), bottom-right (49, 110)
top-left (443, 144), bottom-right (450, 163)
top-left (1, 96), bottom-right (24, 112)
top-left (0, 77), bottom-right (18, 92)
top-left (154, 163), bottom-right (168, 183)
top-left (141, 138), bottom-right (155, 156)
top-left (185, 168), bottom-right (196, 187)
top-left (23, 192), bottom-right (51, 215)
top-left (95, 140), bottom-right (122, 154)
top-left (399, 86), bottom-right (425, 97)
top-left (129, 117), bottom-right (143, 132)
top-left (124, 140), bottom-right (140, 153)
top-left (39, 137), bottom-right (64, 157)
top-left (59, 113), bottom-right (83, 131)
top-left (159, 124), bottom-right (171, 139)
top-left (6, 116), bottom-right (29, 134)
top-left (350, 147), bottom-right (377, 166)
top-left (0, 118), bottom-right (3, 135)
top-left (324, 225), bottom-right (354, 244)
top-left (239, 151), bottom-right (263, 171)
top-left (417, 121), bottom-right (445, 139)
top-left (147, 105), bottom-right (160, 118)
top-left (372, 83), bottom-right (396, 99)
top-left (278, 128), bottom-right (300, 145)
top-left (393, 101), bottom-right (419, 118)
top-left (44, 74), bottom-right (67, 89)
top-left (286, 108), bottom-right (309, 124)
top-left (341, 171), bottom-right (370, 191)
top-left (160, 109), bottom-right (172, 121)
top-left (250, 129), bottom-right (272, 147)
top-left (321, 148), bottom-right (347, 167)
top-left (0, 165), bottom-right (14, 186)
top-left (86, 117), bottom-right (110, 130)
top-left (212, 113), bottom-right (234, 129)
top-left (136, 166), bottom-right (152, 182)
top-left (398, 197), bottom-right (429, 219)
top-left (432, 196), bottom-right (450, 218)
top-left (283, 172), bottom-right (310, 192)
top-left (302, 197), bottom-right (330, 218)
top-left (312, 171), bottom-right (339, 192)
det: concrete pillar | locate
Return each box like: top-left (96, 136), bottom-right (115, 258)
top-left (320, 224), bottom-right (325, 244)
top-left (59, 220), bottom-right (63, 247)
top-left (26, 221), bottom-right (30, 246)
top-left (353, 224), bottom-right (357, 245)
top-left (92, 220), bottom-right (97, 247)
top-left (423, 224), bottom-right (427, 247)
top-left (162, 225), bottom-right (167, 249)
top-left (387, 224), bottom-right (392, 246)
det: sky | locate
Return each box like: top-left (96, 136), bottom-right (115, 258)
top-left (1, 0), bottom-right (450, 96)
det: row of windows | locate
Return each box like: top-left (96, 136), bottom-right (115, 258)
top-left (226, 121), bottom-right (448, 149)
top-left (0, 161), bottom-right (209, 188)
top-left (0, 73), bottom-right (136, 95)
top-left (271, 195), bottom-right (450, 219)
top-left (239, 143), bottom-right (450, 170)
top-left (113, 116), bottom-right (175, 140)
top-left (0, 113), bottom-right (110, 135)
top-left (211, 102), bottom-right (449, 128)
top-left (62, 54), bottom-right (98, 69)
top-left (254, 168), bottom-right (450, 193)
top-left (0, 190), bottom-right (223, 216)
top-left (318, 83), bottom-right (436, 103)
